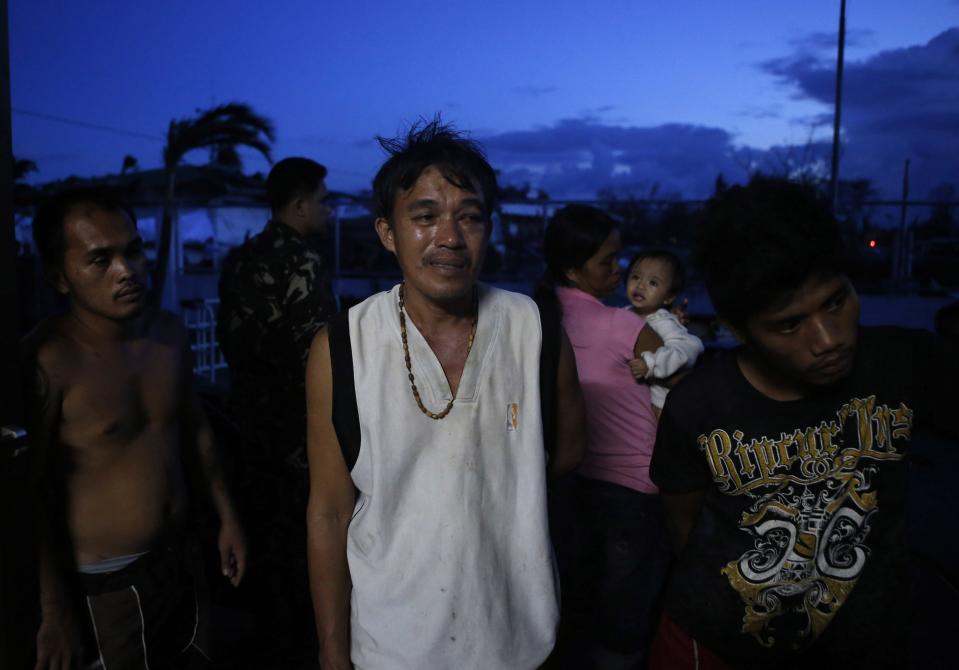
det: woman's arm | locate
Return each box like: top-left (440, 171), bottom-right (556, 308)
top-left (549, 329), bottom-right (586, 477)
top-left (641, 316), bottom-right (704, 379)
top-left (633, 323), bottom-right (664, 360)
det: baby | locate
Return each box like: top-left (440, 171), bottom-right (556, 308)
top-left (625, 250), bottom-right (704, 414)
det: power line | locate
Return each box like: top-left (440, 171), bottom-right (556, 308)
top-left (12, 107), bottom-right (163, 141)
top-left (13, 107), bottom-right (372, 179)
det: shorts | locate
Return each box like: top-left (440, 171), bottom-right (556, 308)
top-left (79, 543), bottom-right (203, 669)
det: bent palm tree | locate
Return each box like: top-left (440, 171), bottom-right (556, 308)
top-left (121, 155), bottom-right (139, 174)
top-left (153, 102), bottom-right (275, 305)
top-left (13, 157), bottom-right (37, 182)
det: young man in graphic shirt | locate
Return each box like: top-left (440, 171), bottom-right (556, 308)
top-left (649, 176), bottom-right (958, 668)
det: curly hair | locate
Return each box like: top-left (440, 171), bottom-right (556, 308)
top-left (695, 176), bottom-right (845, 328)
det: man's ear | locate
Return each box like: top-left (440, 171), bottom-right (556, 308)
top-left (374, 217), bottom-right (395, 253)
top-left (292, 196), bottom-right (308, 219)
top-left (49, 267), bottom-right (69, 295)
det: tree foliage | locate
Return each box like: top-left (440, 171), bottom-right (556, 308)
top-left (13, 157), bottom-right (37, 181)
top-left (121, 155), bottom-right (139, 173)
top-left (163, 102), bottom-right (275, 170)
top-left (153, 103), bottom-right (275, 305)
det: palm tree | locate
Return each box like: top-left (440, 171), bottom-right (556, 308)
top-left (212, 145), bottom-right (242, 170)
top-left (153, 102), bottom-right (275, 305)
top-left (121, 154), bottom-right (139, 174)
top-left (13, 157), bottom-right (37, 182)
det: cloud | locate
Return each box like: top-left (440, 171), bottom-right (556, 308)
top-left (482, 118), bottom-right (758, 198)
top-left (761, 27), bottom-right (959, 197)
top-left (762, 29), bottom-right (959, 109)
top-left (480, 108), bottom-right (861, 198)
top-left (738, 104), bottom-right (783, 120)
top-left (511, 85), bottom-right (558, 98)
top-left (479, 30), bottom-right (959, 200)
top-left (788, 29), bottom-right (875, 52)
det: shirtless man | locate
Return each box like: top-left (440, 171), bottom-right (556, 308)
top-left (23, 188), bottom-right (247, 669)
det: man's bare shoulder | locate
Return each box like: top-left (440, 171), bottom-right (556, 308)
top-left (22, 314), bottom-right (69, 351)
top-left (21, 316), bottom-right (79, 379)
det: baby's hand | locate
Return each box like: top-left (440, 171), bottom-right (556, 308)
top-left (629, 357), bottom-right (649, 380)
top-left (671, 298), bottom-right (690, 325)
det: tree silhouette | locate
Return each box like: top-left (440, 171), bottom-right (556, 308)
top-left (213, 145), bottom-right (242, 169)
top-left (153, 102), bottom-right (275, 305)
top-left (13, 157), bottom-right (37, 182)
top-left (121, 155), bottom-right (139, 174)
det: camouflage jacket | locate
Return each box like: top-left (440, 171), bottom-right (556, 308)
top-left (217, 220), bottom-right (336, 464)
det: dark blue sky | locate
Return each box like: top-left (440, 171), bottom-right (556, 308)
top-left (10, 1), bottom-right (959, 199)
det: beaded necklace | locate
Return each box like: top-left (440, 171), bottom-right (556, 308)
top-left (398, 283), bottom-right (478, 420)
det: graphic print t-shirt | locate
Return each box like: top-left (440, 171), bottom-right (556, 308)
top-left (650, 326), bottom-right (958, 666)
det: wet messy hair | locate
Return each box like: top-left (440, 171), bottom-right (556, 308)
top-left (32, 187), bottom-right (137, 271)
top-left (266, 157), bottom-right (328, 212)
top-left (372, 117), bottom-right (498, 221)
top-left (625, 249), bottom-right (686, 299)
top-left (695, 175), bottom-right (845, 329)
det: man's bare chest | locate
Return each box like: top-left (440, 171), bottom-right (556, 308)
top-left (423, 335), bottom-right (472, 396)
top-left (60, 342), bottom-right (183, 442)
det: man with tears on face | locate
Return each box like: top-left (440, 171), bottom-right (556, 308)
top-left (305, 120), bottom-right (586, 669)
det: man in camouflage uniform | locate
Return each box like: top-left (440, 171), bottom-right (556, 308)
top-left (216, 156), bottom-right (336, 662)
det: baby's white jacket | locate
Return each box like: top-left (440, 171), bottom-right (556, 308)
top-left (640, 308), bottom-right (704, 408)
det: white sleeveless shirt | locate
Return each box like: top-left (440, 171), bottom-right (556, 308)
top-left (345, 283), bottom-right (559, 669)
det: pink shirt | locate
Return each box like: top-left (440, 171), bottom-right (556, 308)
top-left (557, 287), bottom-right (659, 494)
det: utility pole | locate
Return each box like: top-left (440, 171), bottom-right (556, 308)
top-left (829, 0), bottom-right (847, 210)
top-left (0, 3), bottom-right (38, 666)
top-left (894, 159), bottom-right (911, 286)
